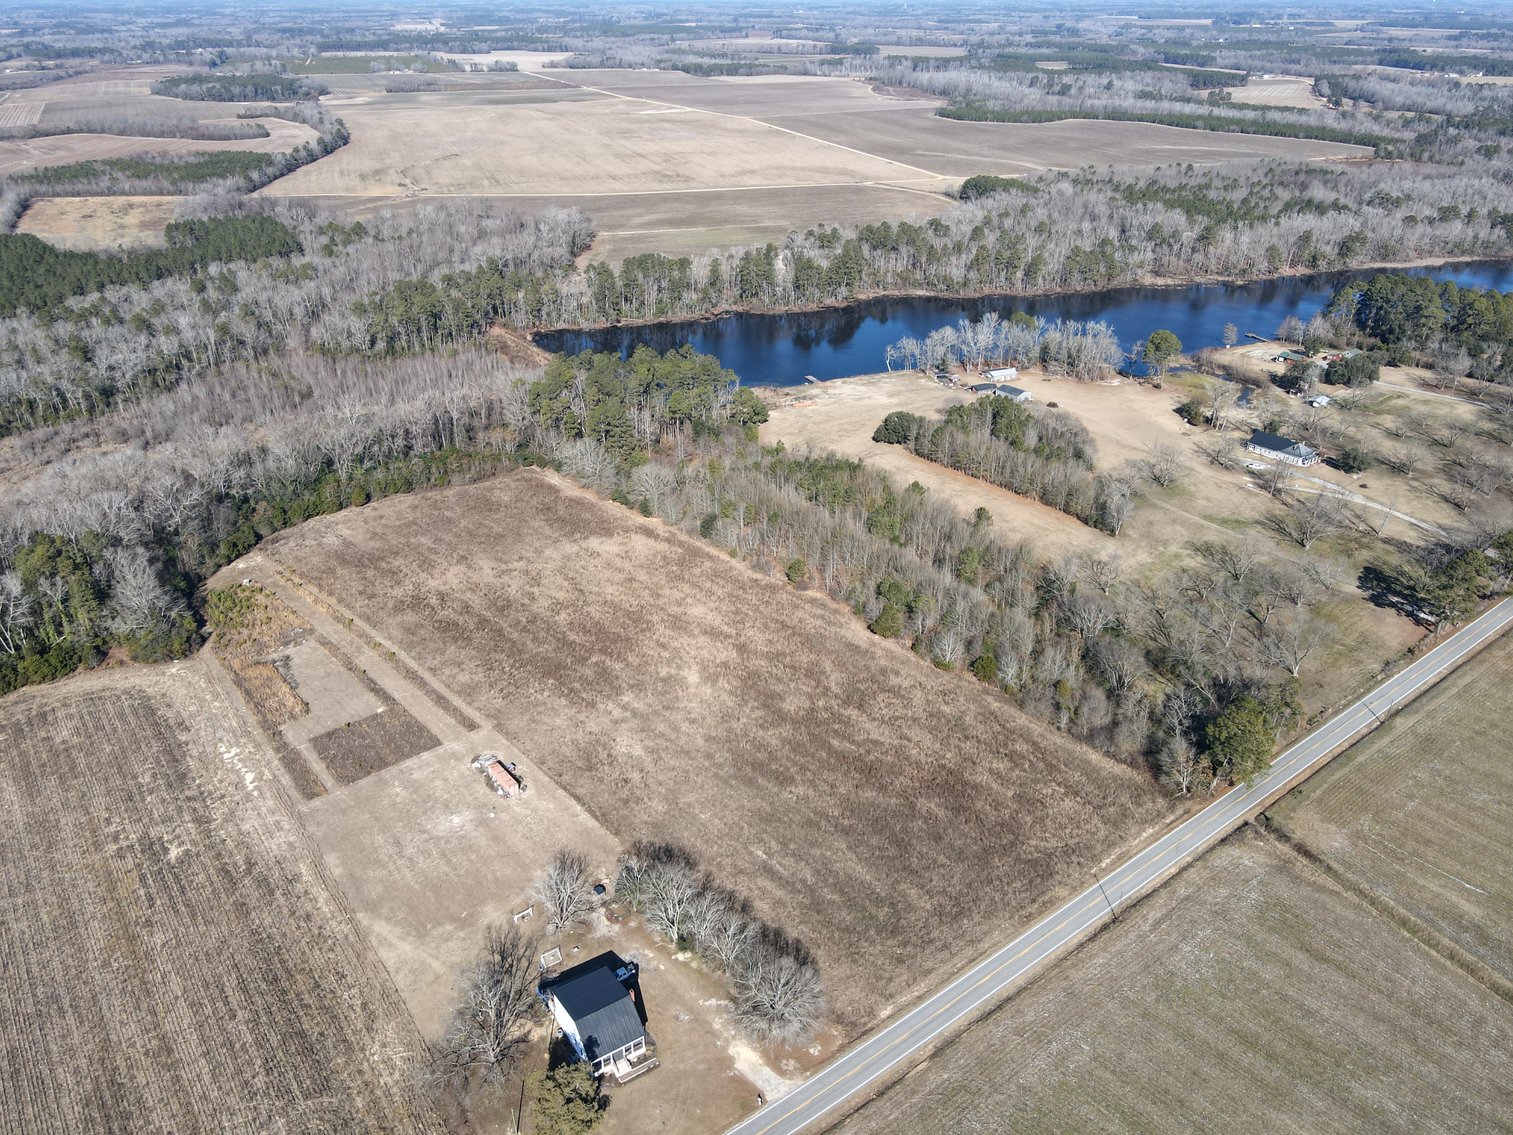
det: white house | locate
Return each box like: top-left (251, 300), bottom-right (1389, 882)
top-left (541, 955), bottom-right (649, 1078)
top-left (1247, 429), bottom-right (1320, 467)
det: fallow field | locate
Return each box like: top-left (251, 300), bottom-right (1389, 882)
top-left (259, 468), bottom-right (1172, 1031)
top-left (14, 194), bottom-right (180, 250)
top-left (0, 661), bottom-right (442, 1135)
top-left (833, 830), bottom-right (1513, 1135)
top-left (1269, 630), bottom-right (1513, 983)
top-left (263, 68), bottom-right (1369, 259)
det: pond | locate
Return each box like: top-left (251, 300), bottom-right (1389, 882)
top-left (535, 260), bottom-right (1513, 387)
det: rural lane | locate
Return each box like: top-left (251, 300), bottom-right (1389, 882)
top-left (726, 597), bottom-right (1513, 1135)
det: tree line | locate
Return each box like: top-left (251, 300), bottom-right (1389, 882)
top-left (152, 72), bottom-right (327, 102)
top-left (886, 313), bottom-right (1123, 382)
top-left (873, 397), bottom-right (1139, 535)
top-left (1327, 272), bottom-right (1513, 381)
top-left (0, 215), bottom-right (301, 319)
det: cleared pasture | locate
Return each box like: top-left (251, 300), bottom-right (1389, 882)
top-left (0, 662), bottom-right (443, 1135)
top-left (1269, 631), bottom-right (1513, 981)
top-left (259, 68), bottom-right (1367, 258)
top-left (835, 832), bottom-right (1513, 1135)
top-left (763, 109), bottom-right (1370, 176)
top-left (1225, 75), bottom-right (1327, 110)
top-left (560, 70), bottom-right (934, 117)
top-left (15, 195), bottom-right (179, 250)
top-left (260, 469), bottom-right (1170, 1031)
top-left (261, 89), bottom-right (944, 198)
top-left (0, 117), bottom-right (318, 177)
top-left (760, 369), bottom-right (1427, 715)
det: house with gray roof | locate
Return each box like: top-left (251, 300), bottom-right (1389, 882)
top-left (1247, 429), bottom-right (1320, 467)
top-left (541, 954), bottom-right (649, 1078)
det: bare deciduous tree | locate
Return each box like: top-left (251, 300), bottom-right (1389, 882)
top-left (1274, 492), bottom-right (1348, 549)
top-left (430, 924), bottom-right (541, 1103)
top-left (1140, 443), bottom-right (1191, 488)
top-left (615, 843), bottom-right (701, 944)
top-left (732, 950), bottom-right (826, 1044)
top-left (1203, 380), bottom-right (1240, 431)
top-left (1158, 739), bottom-right (1214, 798)
top-left (534, 850), bottom-right (596, 933)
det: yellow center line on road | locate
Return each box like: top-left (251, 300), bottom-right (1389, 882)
top-left (744, 905), bottom-right (1107, 1135)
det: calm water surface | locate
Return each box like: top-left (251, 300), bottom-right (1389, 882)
top-left (536, 261), bottom-right (1513, 386)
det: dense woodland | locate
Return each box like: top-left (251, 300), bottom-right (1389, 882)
top-left (0, 216), bottom-right (302, 317)
top-left (1329, 272), bottom-right (1513, 375)
top-left (152, 72), bottom-right (327, 102)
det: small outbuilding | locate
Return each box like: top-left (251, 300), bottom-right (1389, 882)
top-left (995, 384), bottom-right (1033, 402)
top-left (985, 366), bottom-right (1019, 382)
top-left (1247, 429), bottom-right (1320, 467)
top-left (968, 382), bottom-right (997, 394)
top-left (541, 954), bottom-right (649, 1078)
top-left (1271, 349), bottom-right (1309, 364)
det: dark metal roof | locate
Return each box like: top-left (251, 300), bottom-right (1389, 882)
top-left (997, 385), bottom-right (1029, 397)
top-left (547, 957), bottom-right (644, 1063)
top-left (1248, 429), bottom-right (1316, 457)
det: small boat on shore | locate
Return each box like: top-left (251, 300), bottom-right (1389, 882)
top-left (803, 374), bottom-right (818, 383)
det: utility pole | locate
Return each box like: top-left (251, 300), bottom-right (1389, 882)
top-left (1094, 875), bottom-right (1118, 923)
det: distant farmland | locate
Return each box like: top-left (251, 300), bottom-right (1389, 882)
top-left (0, 662), bottom-right (442, 1135)
top-left (262, 69), bottom-right (1368, 258)
top-left (260, 469), bottom-right (1170, 1031)
top-left (834, 831), bottom-right (1513, 1135)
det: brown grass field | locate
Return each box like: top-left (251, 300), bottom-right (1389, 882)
top-left (833, 830), bottom-right (1513, 1135)
top-left (1225, 75), bottom-right (1328, 110)
top-left (257, 469), bottom-right (1171, 1031)
top-left (263, 86), bottom-right (945, 198)
top-left (1269, 631), bottom-right (1513, 982)
top-left (14, 195), bottom-right (179, 250)
top-left (0, 661), bottom-right (443, 1135)
top-left (264, 68), bottom-right (1368, 258)
top-left (0, 117), bottom-right (319, 177)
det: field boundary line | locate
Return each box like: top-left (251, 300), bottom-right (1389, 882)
top-left (1261, 822), bottom-right (1513, 1006)
top-left (263, 557), bottom-right (486, 734)
top-left (566, 80), bottom-right (956, 184)
top-left (265, 178), bottom-right (950, 199)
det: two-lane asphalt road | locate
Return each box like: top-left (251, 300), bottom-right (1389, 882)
top-left (727, 597), bottom-right (1513, 1135)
